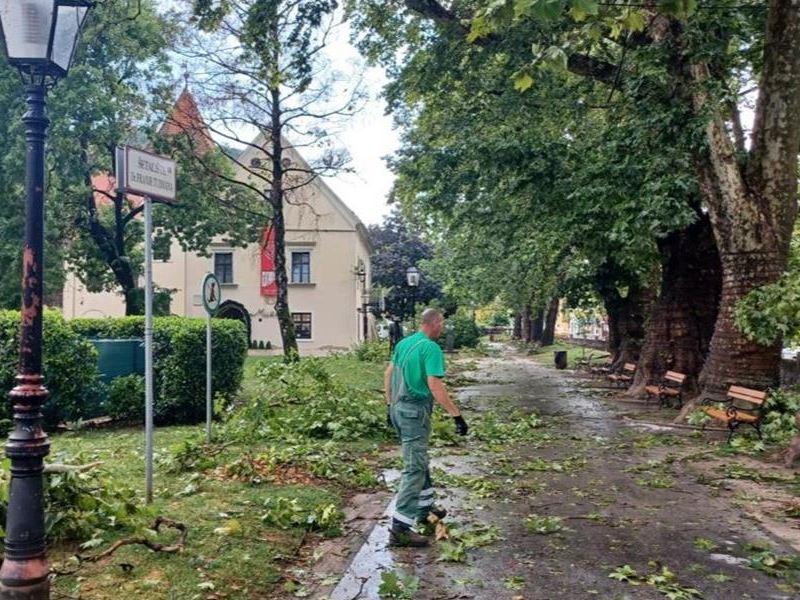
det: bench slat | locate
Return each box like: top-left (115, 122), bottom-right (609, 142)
top-left (664, 371), bottom-right (686, 383)
top-left (728, 385), bottom-right (767, 405)
top-left (729, 385), bottom-right (767, 398)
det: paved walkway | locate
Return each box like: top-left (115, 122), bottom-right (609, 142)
top-left (322, 346), bottom-right (800, 599)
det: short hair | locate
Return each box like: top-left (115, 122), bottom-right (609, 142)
top-left (421, 308), bottom-right (444, 326)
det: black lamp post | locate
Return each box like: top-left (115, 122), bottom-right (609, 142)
top-left (356, 261), bottom-right (368, 342)
top-left (0, 2), bottom-right (91, 598)
top-left (406, 266), bottom-right (420, 327)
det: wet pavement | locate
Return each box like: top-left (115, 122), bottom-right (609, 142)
top-left (320, 346), bottom-right (800, 599)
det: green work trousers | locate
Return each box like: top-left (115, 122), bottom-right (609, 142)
top-left (390, 399), bottom-right (435, 528)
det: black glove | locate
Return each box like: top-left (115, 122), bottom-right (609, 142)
top-left (387, 406), bottom-right (393, 428)
top-left (454, 415), bottom-right (468, 436)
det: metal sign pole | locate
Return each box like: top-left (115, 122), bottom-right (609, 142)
top-left (206, 311), bottom-right (212, 443)
top-left (200, 272), bottom-right (221, 444)
top-left (144, 196), bottom-right (154, 504)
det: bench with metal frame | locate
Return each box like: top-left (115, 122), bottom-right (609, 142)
top-left (701, 385), bottom-right (768, 442)
top-left (644, 370), bottom-right (687, 408)
top-left (608, 362), bottom-right (636, 388)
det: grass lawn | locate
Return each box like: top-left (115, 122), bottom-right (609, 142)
top-left (526, 339), bottom-right (609, 369)
top-left (48, 353), bottom-right (388, 600)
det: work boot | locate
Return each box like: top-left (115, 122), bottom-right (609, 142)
top-left (389, 525), bottom-right (430, 547)
top-left (430, 505), bottom-right (447, 520)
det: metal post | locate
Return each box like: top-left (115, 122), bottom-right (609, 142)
top-left (411, 288), bottom-right (417, 329)
top-left (144, 197), bottom-right (154, 504)
top-left (0, 84), bottom-right (51, 600)
top-left (206, 312), bottom-right (212, 443)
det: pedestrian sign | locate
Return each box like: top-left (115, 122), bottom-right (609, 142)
top-left (202, 273), bottom-right (221, 315)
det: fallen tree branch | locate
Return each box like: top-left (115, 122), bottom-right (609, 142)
top-left (44, 461), bottom-right (103, 474)
top-left (80, 517), bottom-right (187, 563)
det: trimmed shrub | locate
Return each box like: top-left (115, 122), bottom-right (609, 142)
top-left (106, 374), bottom-right (146, 421)
top-left (0, 310), bottom-right (100, 432)
top-left (445, 314), bottom-right (481, 349)
top-left (354, 339), bottom-right (390, 363)
top-left (70, 316), bottom-right (248, 425)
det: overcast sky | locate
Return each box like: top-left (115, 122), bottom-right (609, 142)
top-left (315, 21), bottom-right (398, 226)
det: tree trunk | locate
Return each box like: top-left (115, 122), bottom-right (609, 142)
top-left (674, 0), bottom-right (800, 429)
top-left (522, 304), bottom-right (532, 343)
top-left (628, 214), bottom-right (721, 397)
top-left (603, 284), bottom-right (651, 371)
top-left (270, 86), bottom-right (299, 361)
top-left (512, 312), bottom-right (522, 340)
top-left (540, 297), bottom-right (559, 347)
top-left (697, 249), bottom-right (785, 392)
top-left (530, 309), bottom-right (544, 344)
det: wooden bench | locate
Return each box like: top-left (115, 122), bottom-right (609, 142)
top-left (574, 352), bottom-right (595, 371)
top-left (608, 363), bottom-right (636, 388)
top-left (645, 370), bottom-right (687, 408)
top-left (702, 385), bottom-right (768, 442)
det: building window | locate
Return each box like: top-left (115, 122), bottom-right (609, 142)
top-left (291, 251), bottom-right (311, 283)
top-left (214, 252), bottom-right (234, 284)
top-left (292, 312), bottom-right (312, 340)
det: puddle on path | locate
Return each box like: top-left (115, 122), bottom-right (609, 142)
top-left (327, 455), bottom-right (476, 600)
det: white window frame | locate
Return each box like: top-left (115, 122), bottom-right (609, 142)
top-left (289, 247), bottom-right (314, 284)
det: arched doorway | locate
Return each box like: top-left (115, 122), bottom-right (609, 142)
top-left (215, 300), bottom-right (252, 343)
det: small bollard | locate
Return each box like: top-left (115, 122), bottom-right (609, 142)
top-left (445, 322), bottom-right (456, 353)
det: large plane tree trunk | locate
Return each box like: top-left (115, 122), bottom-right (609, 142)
top-left (540, 297), bottom-right (559, 347)
top-left (628, 214), bottom-right (721, 397)
top-left (530, 309), bottom-right (544, 344)
top-left (604, 284), bottom-right (651, 371)
top-left (678, 4), bottom-right (800, 422)
top-left (512, 312), bottom-right (522, 340)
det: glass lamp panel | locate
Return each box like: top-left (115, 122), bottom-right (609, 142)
top-left (51, 5), bottom-right (86, 71)
top-left (0, 0), bottom-right (54, 60)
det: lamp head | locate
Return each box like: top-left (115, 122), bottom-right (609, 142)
top-left (406, 266), bottom-right (420, 287)
top-left (0, 0), bottom-right (92, 84)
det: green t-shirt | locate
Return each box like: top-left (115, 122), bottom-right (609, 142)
top-left (391, 331), bottom-right (446, 401)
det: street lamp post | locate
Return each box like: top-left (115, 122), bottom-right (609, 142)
top-left (356, 262), bottom-right (368, 342)
top-left (0, 2), bottom-right (91, 598)
top-left (406, 266), bottom-right (420, 328)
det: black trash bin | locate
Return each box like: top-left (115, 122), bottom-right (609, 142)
top-left (554, 350), bottom-right (568, 370)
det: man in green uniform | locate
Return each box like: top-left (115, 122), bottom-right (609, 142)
top-left (384, 308), bottom-right (468, 547)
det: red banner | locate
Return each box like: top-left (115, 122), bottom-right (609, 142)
top-left (260, 226), bottom-right (278, 297)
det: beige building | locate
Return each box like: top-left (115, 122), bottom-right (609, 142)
top-left (63, 94), bottom-right (373, 355)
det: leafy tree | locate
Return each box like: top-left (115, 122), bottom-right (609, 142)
top-left (0, 0), bottom-right (260, 313)
top-left (370, 0), bottom-right (800, 408)
top-left (189, 0), bottom-right (363, 359)
top-left (368, 210), bottom-right (445, 320)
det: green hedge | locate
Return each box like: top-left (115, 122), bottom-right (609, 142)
top-left (70, 317), bottom-right (248, 425)
top-left (443, 314), bottom-right (481, 349)
top-left (0, 310), bottom-right (100, 431)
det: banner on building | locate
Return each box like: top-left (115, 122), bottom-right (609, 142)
top-left (260, 226), bottom-right (278, 297)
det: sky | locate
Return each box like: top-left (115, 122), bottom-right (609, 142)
top-left (168, 2), bottom-right (399, 227)
top-left (314, 20), bottom-right (399, 226)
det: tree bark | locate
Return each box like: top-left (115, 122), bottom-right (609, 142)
top-left (540, 297), bottom-right (559, 347)
top-left (676, 2), bottom-right (800, 421)
top-left (530, 309), bottom-right (544, 344)
top-left (512, 312), bottom-right (522, 340)
top-left (270, 85), bottom-right (299, 361)
top-left (603, 284), bottom-right (651, 371)
top-left (522, 304), bottom-right (532, 343)
top-left (627, 214), bottom-right (721, 397)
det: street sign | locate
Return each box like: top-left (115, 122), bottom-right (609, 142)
top-left (201, 272), bottom-right (221, 315)
top-left (116, 146), bottom-right (177, 203)
top-left (115, 144), bottom-right (176, 504)
top-left (201, 273), bottom-right (221, 442)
